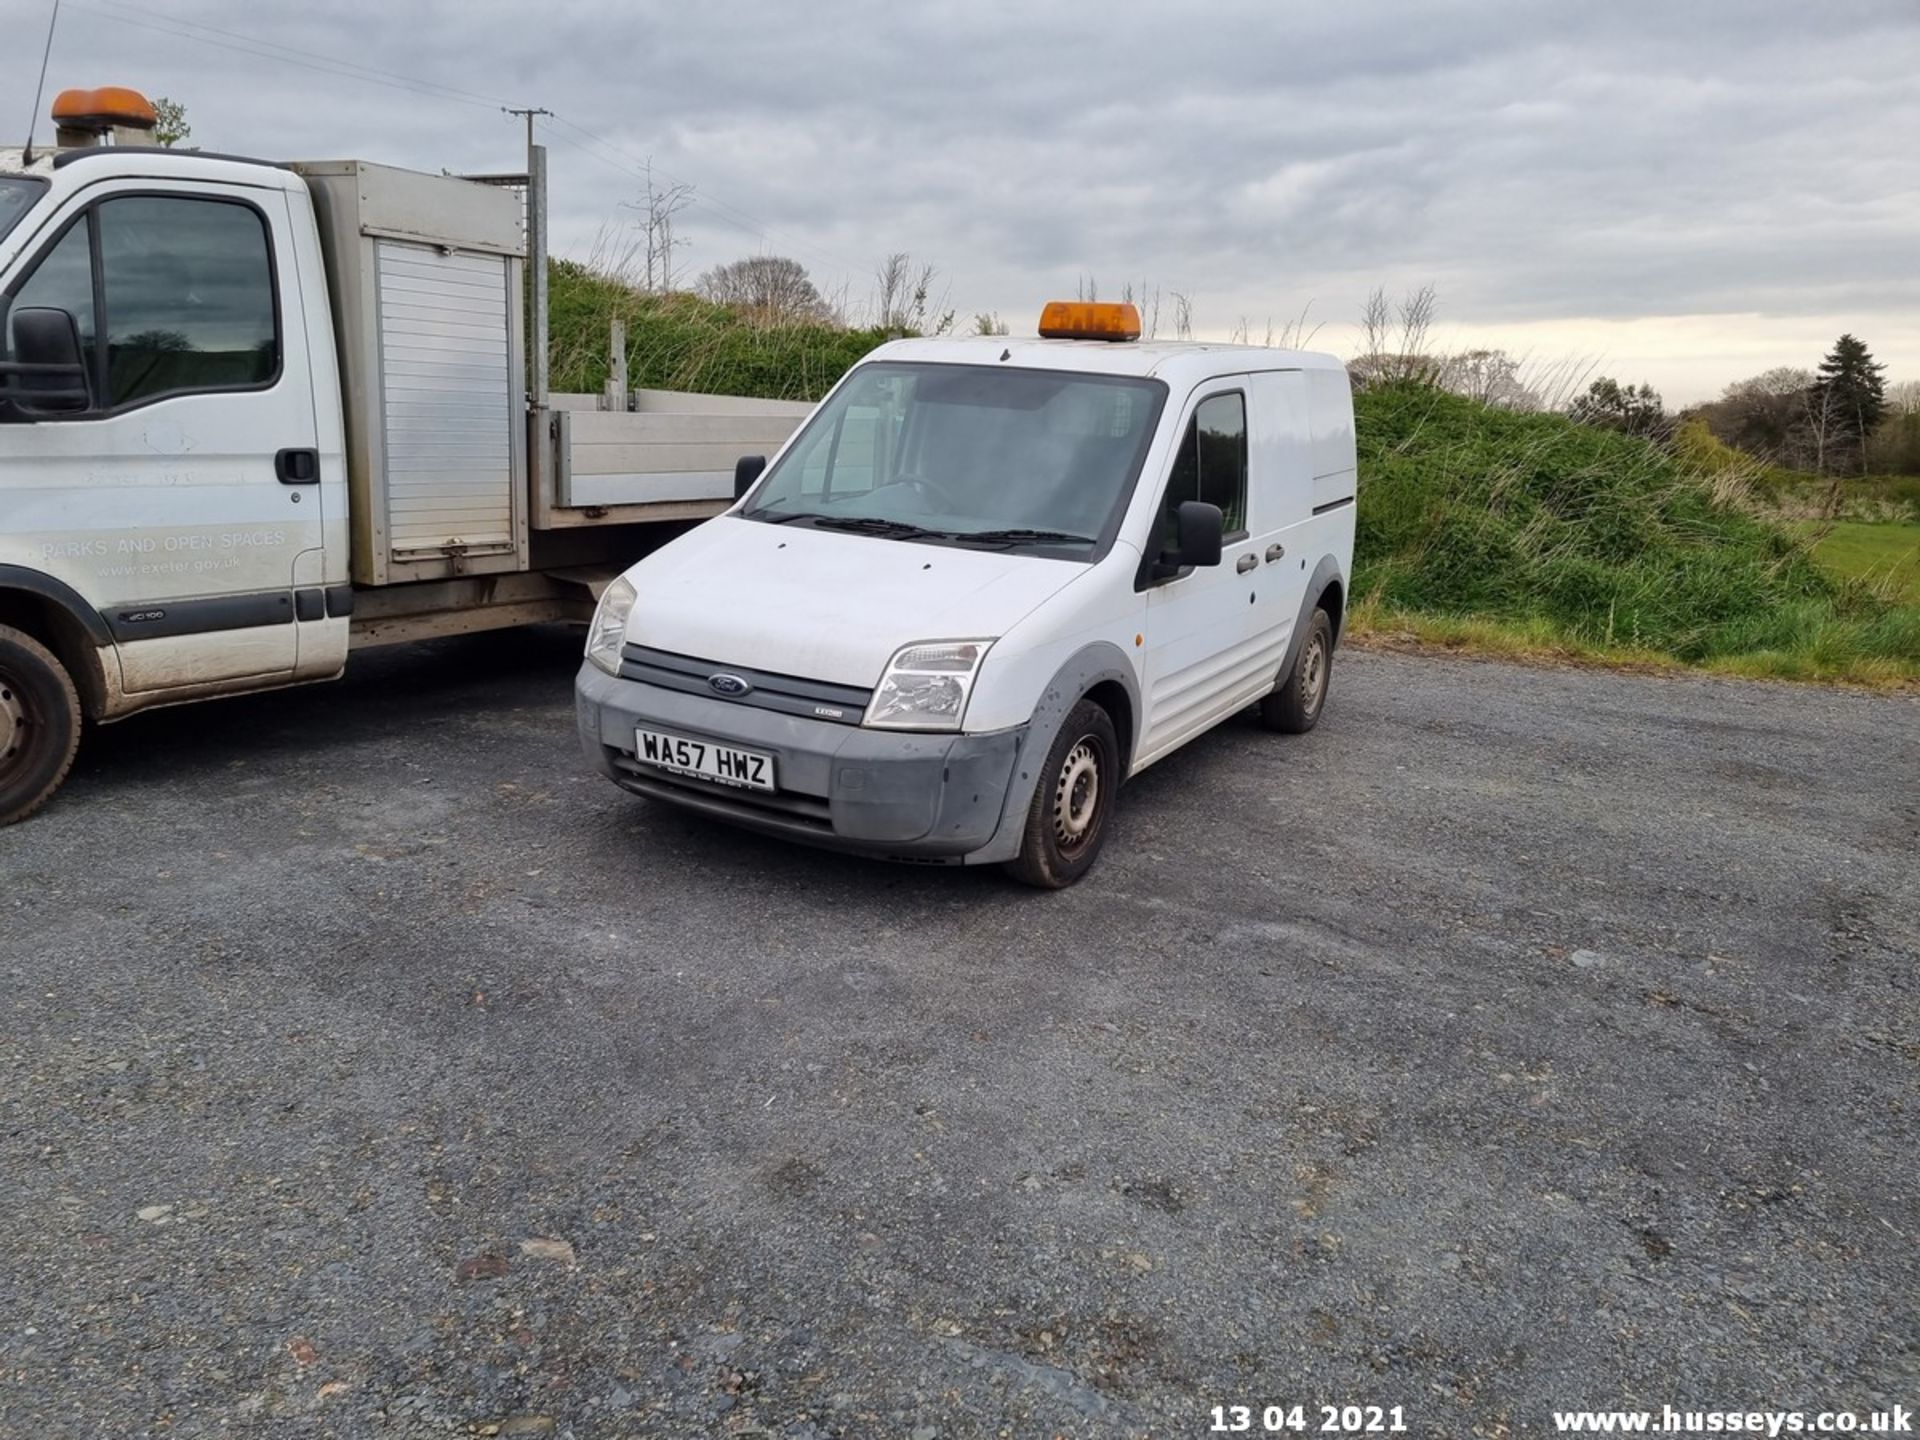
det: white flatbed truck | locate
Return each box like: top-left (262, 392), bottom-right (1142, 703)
top-left (0, 88), bottom-right (807, 823)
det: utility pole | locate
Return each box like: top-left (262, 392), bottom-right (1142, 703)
top-left (502, 107), bottom-right (552, 409)
top-left (501, 105), bottom-right (551, 158)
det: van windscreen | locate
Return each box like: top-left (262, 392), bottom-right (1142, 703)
top-left (743, 362), bottom-right (1166, 555)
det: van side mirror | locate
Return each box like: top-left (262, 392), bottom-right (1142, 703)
top-left (1143, 500), bottom-right (1225, 585)
top-left (1, 306), bottom-right (91, 416)
top-left (734, 454), bottom-right (767, 500)
top-left (1172, 500), bottom-right (1224, 568)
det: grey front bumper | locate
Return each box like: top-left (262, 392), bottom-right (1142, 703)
top-left (575, 662), bottom-right (1030, 862)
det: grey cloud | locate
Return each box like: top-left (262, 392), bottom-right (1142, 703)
top-left (18, 0), bottom-right (1919, 399)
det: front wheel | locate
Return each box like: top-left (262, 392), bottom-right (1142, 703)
top-left (0, 624), bottom-right (84, 826)
top-left (1259, 607), bottom-right (1333, 734)
top-left (1004, 699), bottom-right (1120, 889)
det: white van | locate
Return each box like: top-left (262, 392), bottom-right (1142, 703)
top-left (575, 302), bottom-right (1356, 886)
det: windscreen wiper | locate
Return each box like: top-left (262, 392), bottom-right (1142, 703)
top-left (947, 527), bottom-right (1099, 547)
top-left (808, 515), bottom-right (946, 540)
top-left (746, 509), bottom-right (829, 525)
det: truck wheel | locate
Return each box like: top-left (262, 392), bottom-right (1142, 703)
top-left (1005, 699), bottom-right (1119, 890)
top-left (0, 624), bottom-right (83, 826)
top-left (1260, 607), bottom-right (1333, 734)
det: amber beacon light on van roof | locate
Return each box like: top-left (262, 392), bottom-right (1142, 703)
top-left (1036, 301), bottom-right (1142, 342)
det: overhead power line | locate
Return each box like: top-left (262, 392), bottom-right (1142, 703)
top-left (73, 0), bottom-right (515, 112)
top-left (64, 0), bottom-right (870, 286)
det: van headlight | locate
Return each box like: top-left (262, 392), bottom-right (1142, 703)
top-left (585, 575), bottom-right (637, 676)
top-left (863, 639), bottom-right (995, 732)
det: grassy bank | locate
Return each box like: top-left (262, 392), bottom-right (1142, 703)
top-left (548, 260), bottom-right (890, 400)
top-left (1351, 384), bottom-right (1920, 685)
top-left (544, 265), bottom-right (1919, 686)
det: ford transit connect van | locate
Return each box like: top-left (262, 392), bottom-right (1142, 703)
top-left (575, 302), bottom-right (1356, 887)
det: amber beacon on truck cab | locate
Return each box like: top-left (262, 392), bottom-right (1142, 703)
top-left (575, 300), bottom-right (1358, 887)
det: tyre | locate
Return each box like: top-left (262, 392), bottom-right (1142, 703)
top-left (1004, 698), bottom-right (1120, 890)
top-left (0, 624), bottom-right (83, 827)
top-left (1260, 607), bottom-right (1333, 734)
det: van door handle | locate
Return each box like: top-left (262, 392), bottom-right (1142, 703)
top-left (1236, 553), bottom-right (1258, 574)
top-left (275, 447), bottom-right (319, 484)
top-left (1265, 543), bottom-right (1286, 563)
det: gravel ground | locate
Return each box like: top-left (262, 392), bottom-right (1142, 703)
top-left (2, 630), bottom-right (1916, 1439)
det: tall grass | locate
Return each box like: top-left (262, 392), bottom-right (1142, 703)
top-left (1353, 384), bottom-right (1919, 682)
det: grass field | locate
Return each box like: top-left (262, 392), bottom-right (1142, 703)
top-left (1801, 521), bottom-right (1920, 602)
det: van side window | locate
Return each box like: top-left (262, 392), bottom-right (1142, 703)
top-left (1157, 391), bottom-right (1247, 549)
top-left (789, 373), bottom-right (911, 499)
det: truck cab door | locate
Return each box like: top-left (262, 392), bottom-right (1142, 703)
top-left (0, 177), bottom-right (320, 694)
top-left (1136, 379), bottom-right (1268, 765)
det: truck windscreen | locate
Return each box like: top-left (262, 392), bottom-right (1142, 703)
top-left (744, 362), bottom-right (1167, 554)
top-left (0, 176), bottom-right (47, 243)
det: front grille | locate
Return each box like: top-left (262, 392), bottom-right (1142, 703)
top-left (620, 645), bottom-right (873, 727)
top-left (611, 756), bottom-right (835, 831)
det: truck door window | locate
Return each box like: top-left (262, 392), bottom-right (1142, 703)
top-left (1156, 391), bottom-right (1247, 550)
top-left (9, 219), bottom-right (98, 380)
top-left (97, 195), bottom-right (278, 407)
top-left (4, 194), bottom-right (279, 416)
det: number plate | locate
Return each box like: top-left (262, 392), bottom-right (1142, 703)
top-left (634, 727), bottom-right (776, 792)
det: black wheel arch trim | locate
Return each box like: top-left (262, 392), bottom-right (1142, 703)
top-left (0, 565), bottom-right (114, 646)
top-left (1279, 555), bottom-right (1348, 687)
top-left (970, 640), bottom-right (1141, 867)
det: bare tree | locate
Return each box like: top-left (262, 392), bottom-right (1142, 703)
top-left (1803, 381), bottom-right (1846, 491)
top-left (622, 163), bottom-right (694, 294)
top-left (1699, 367), bottom-right (1817, 467)
top-left (1120, 281), bottom-right (1162, 339)
top-left (698, 256), bottom-right (836, 324)
top-left (871, 253), bottom-right (951, 334)
top-left (1359, 286), bottom-right (1392, 371)
top-left (1354, 284), bottom-right (1440, 386)
top-left (1441, 348), bottom-right (1539, 410)
top-left (1397, 285), bottom-right (1436, 365)
top-left (875, 253), bottom-right (911, 328)
top-left (1170, 292), bottom-right (1193, 341)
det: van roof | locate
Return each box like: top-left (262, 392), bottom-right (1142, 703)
top-left (868, 334), bottom-right (1349, 388)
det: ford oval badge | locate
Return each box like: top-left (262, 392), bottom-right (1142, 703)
top-left (708, 673), bottom-right (752, 698)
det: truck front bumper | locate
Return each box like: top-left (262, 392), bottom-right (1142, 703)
top-left (575, 662), bottom-right (1030, 863)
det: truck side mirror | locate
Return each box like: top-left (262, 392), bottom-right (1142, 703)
top-left (734, 454), bottom-right (767, 500)
top-left (2, 306), bottom-right (91, 416)
top-left (1173, 500), bottom-right (1224, 568)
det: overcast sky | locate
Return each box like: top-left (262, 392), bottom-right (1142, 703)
top-left (8, 0), bottom-right (1918, 404)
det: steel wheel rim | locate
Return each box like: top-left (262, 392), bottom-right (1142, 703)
top-left (0, 673), bottom-right (25, 777)
top-left (1052, 737), bottom-right (1102, 852)
top-left (1302, 636), bottom-right (1327, 712)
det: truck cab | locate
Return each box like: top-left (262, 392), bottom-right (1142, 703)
top-left (0, 86), bottom-right (808, 826)
top-left (576, 301), bottom-right (1358, 887)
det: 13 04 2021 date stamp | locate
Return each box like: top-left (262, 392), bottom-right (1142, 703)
top-left (1210, 1404), bottom-right (1410, 1434)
